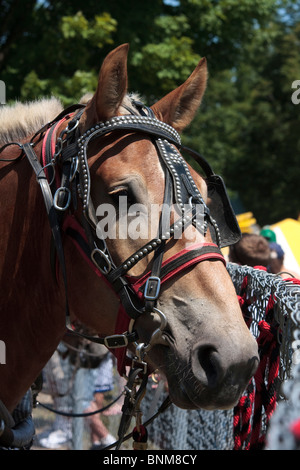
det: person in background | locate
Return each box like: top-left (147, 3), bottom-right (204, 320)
top-left (37, 344), bottom-right (73, 449)
top-left (269, 242), bottom-right (300, 279)
top-left (84, 352), bottom-right (118, 450)
top-left (260, 225), bottom-right (277, 243)
top-left (229, 233), bottom-right (271, 268)
top-left (37, 339), bottom-right (119, 450)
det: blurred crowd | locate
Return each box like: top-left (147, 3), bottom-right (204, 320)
top-left (228, 225), bottom-right (300, 280)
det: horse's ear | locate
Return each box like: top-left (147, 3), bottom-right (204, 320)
top-left (151, 57), bottom-right (207, 133)
top-left (81, 44), bottom-right (129, 128)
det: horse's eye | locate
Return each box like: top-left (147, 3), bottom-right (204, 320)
top-left (109, 187), bottom-right (134, 206)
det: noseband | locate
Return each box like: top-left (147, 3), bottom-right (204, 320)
top-left (15, 100), bottom-right (236, 372)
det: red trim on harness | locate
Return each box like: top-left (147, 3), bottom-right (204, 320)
top-left (113, 304), bottom-right (132, 376)
top-left (127, 242), bottom-right (226, 296)
top-left (62, 220), bottom-right (226, 374)
top-left (42, 116), bottom-right (71, 185)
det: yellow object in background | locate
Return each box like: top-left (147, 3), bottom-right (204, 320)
top-left (271, 218), bottom-right (300, 274)
top-left (236, 212), bottom-right (257, 233)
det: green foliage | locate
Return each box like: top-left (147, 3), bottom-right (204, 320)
top-left (1, 0), bottom-right (299, 224)
top-left (60, 11), bottom-right (117, 55)
top-left (132, 37), bottom-right (201, 94)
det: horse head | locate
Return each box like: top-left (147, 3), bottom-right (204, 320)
top-left (68, 44), bottom-right (259, 410)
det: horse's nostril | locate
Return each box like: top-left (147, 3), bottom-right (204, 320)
top-left (192, 340), bottom-right (259, 397)
top-left (195, 346), bottom-right (222, 388)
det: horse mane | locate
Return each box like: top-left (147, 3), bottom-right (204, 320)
top-left (0, 97), bottom-right (63, 145)
top-left (0, 93), bottom-right (142, 145)
top-left (80, 91), bottom-right (142, 113)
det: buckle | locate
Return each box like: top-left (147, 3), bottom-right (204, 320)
top-left (53, 187), bottom-right (71, 211)
top-left (91, 248), bottom-right (112, 274)
top-left (104, 334), bottom-right (128, 349)
top-left (131, 357), bottom-right (148, 375)
top-left (144, 276), bottom-right (161, 301)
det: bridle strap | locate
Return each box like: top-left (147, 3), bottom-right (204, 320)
top-left (30, 103), bottom-right (86, 145)
top-left (181, 145), bottom-right (215, 177)
top-left (144, 169), bottom-right (173, 312)
top-left (22, 134), bottom-right (139, 348)
top-left (128, 243), bottom-right (225, 296)
top-left (159, 245), bottom-right (225, 282)
top-left (22, 142), bottom-right (71, 325)
top-left (77, 114), bottom-right (181, 231)
top-left (75, 111), bottom-right (227, 320)
top-left (14, 103), bottom-right (227, 357)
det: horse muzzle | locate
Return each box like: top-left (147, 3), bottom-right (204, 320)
top-left (189, 340), bottom-right (259, 409)
top-left (138, 298), bottom-right (259, 411)
top-left (159, 332), bottom-right (259, 410)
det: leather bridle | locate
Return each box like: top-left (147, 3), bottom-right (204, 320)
top-left (11, 100), bottom-right (230, 370)
top-left (0, 98), bottom-right (241, 449)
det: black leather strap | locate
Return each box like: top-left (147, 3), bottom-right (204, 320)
top-left (65, 226), bottom-right (144, 320)
top-left (23, 143), bottom-right (70, 316)
top-left (159, 245), bottom-right (224, 281)
top-left (23, 143), bottom-right (139, 345)
top-left (29, 103), bottom-right (86, 145)
top-left (144, 169), bottom-right (173, 311)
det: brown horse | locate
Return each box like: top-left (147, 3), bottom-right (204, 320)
top-left (0, 44), bottom-right (258, 428)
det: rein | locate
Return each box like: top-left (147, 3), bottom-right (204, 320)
top-left (0, 100), bottom-right (231, 449)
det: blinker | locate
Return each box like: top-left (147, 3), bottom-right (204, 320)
top-left (181, 146), bottom-right (242, 248)
top-left (206, 174), bottom-right (242, 248)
